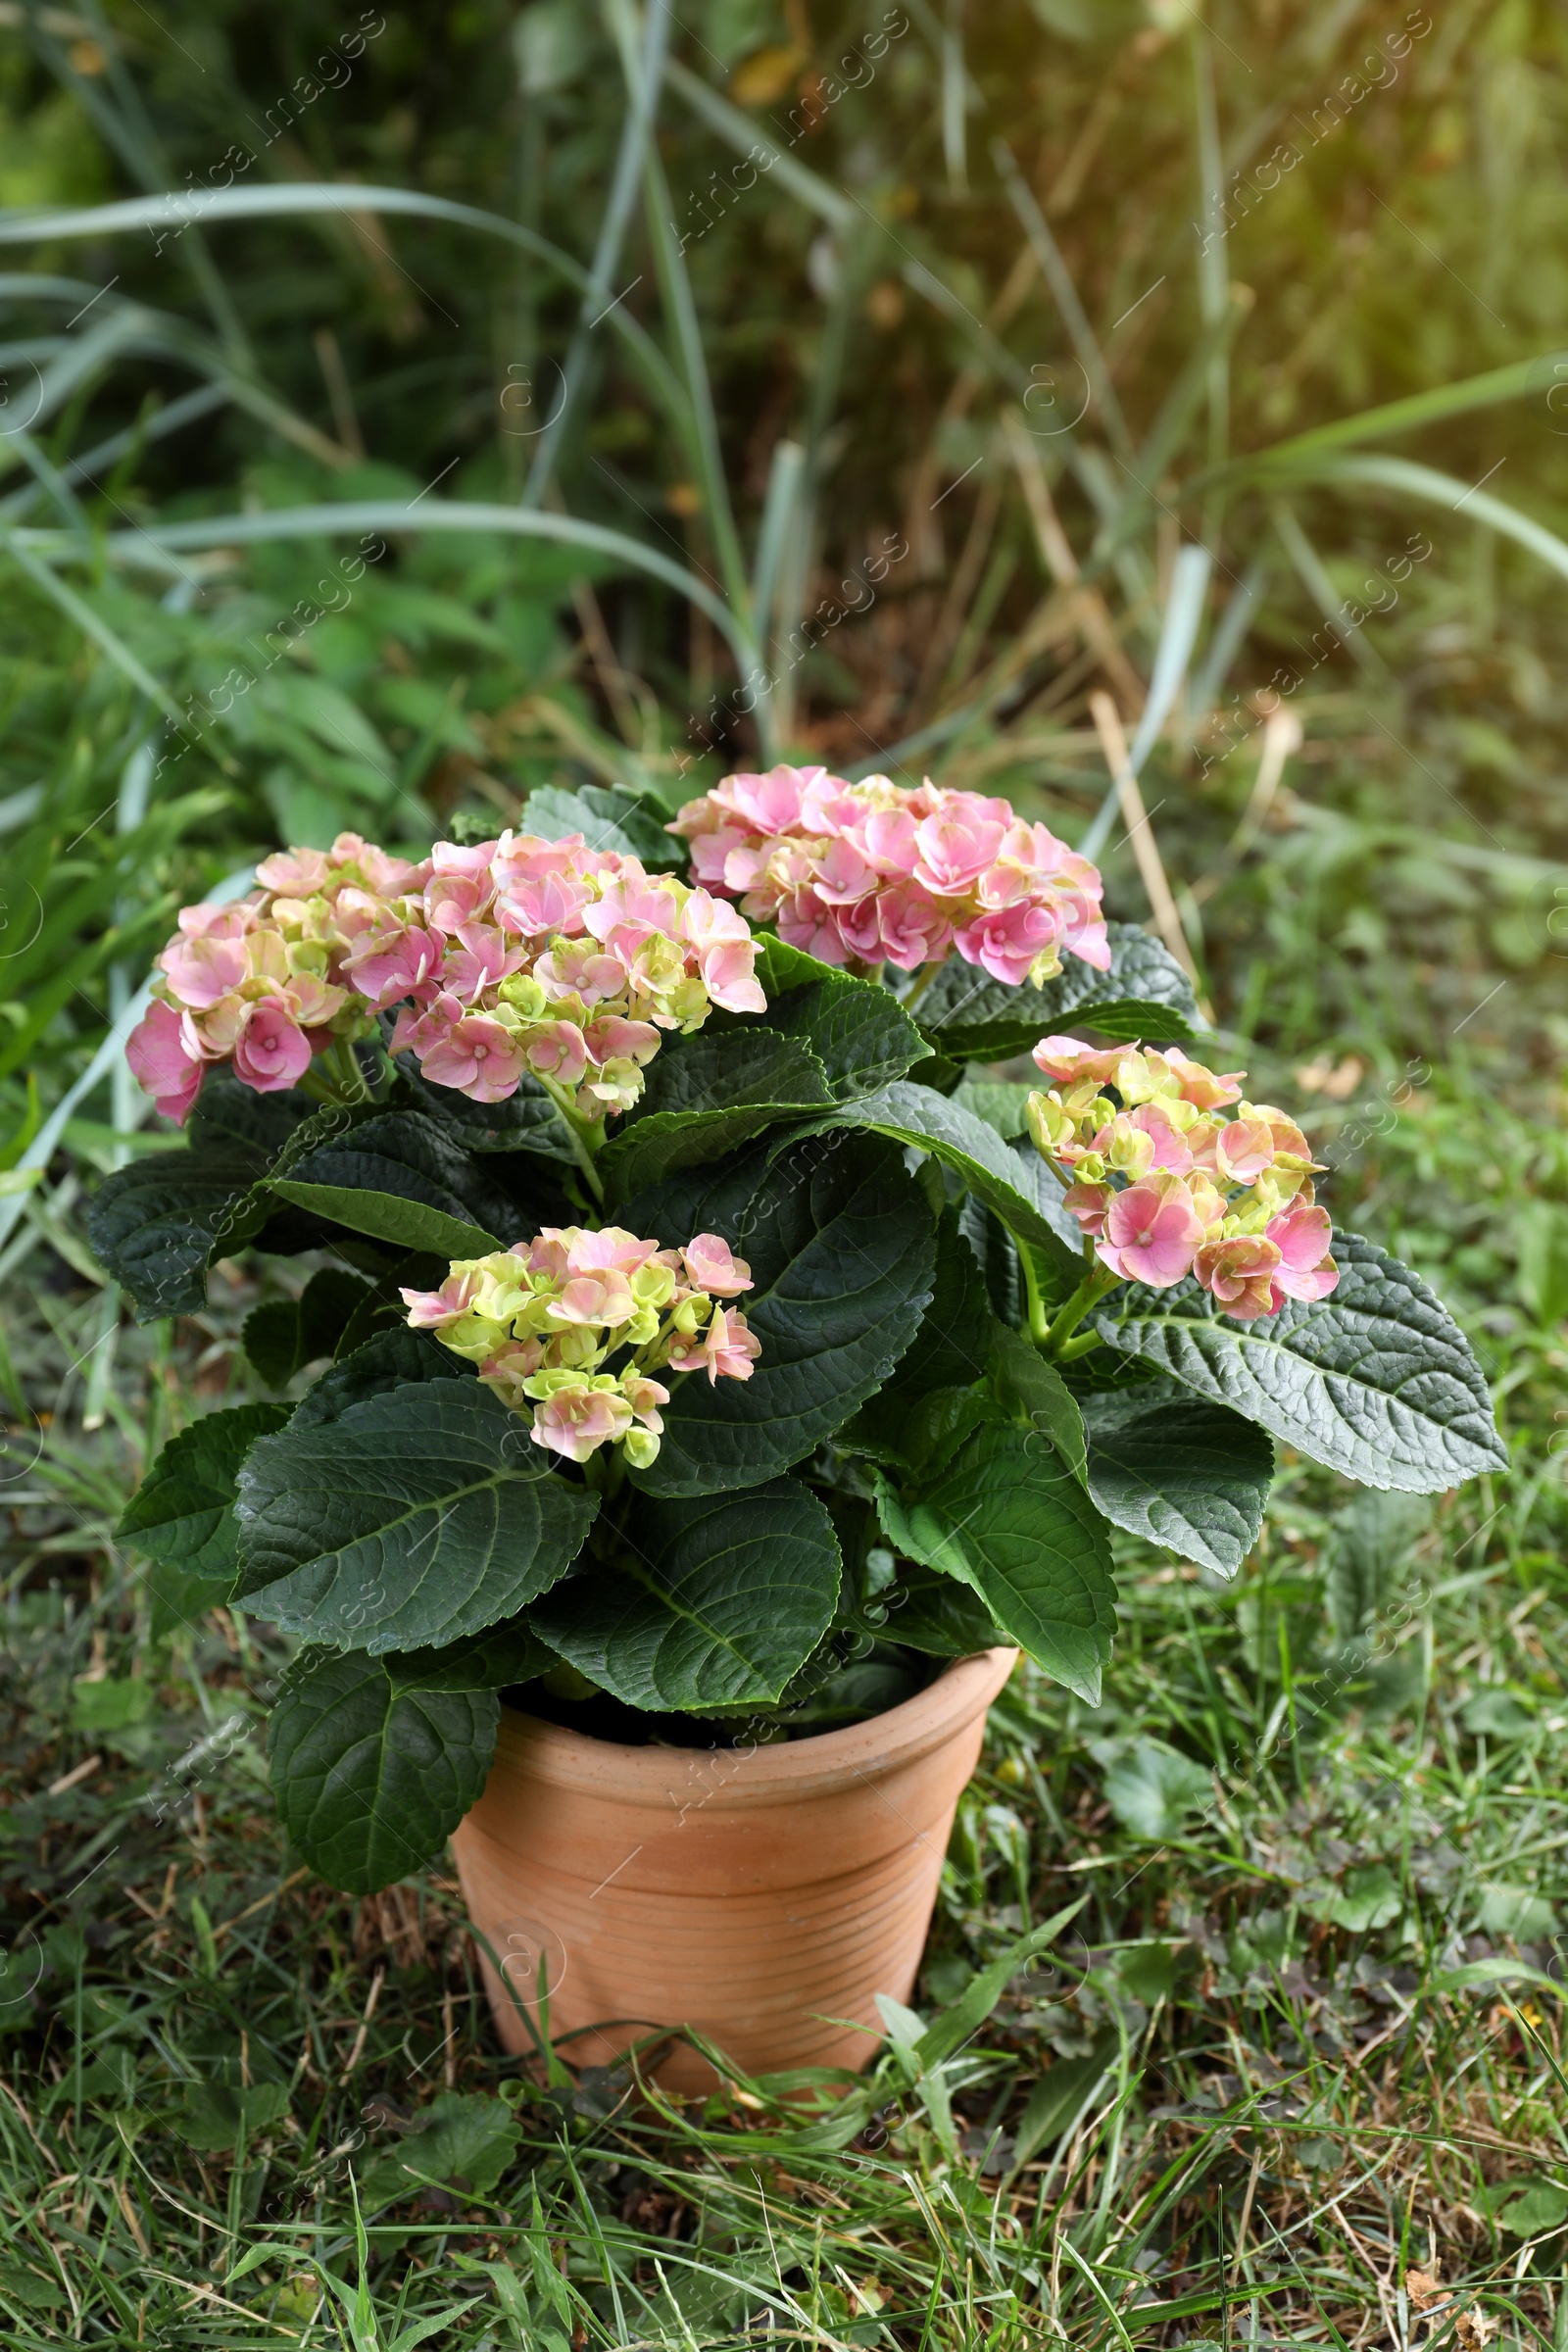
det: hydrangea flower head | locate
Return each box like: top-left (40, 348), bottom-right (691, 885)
top-left (127, 825), bottom-right (766, 1127)
top-left (668, 765), bottom-right (1108, 985)
top-left (1025, 1039), bottom-right (1338, 1321)
top-left (401, 1225), bottom-right (759, 1468)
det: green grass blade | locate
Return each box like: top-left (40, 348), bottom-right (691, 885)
top-left (1285, 453), bottom-right (1568, 586)
top-left (992, 136), bottom-right (1131, 463)
top-left (524, 0), bottom-right (674, 507)
top-left (76, 497), bottom-right (759, 670)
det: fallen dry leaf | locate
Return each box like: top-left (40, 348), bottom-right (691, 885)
top-left (1455, 2306), bottom-right (1496, 2351)
top-left (1404, 2268), bottom-right (1443, 2312)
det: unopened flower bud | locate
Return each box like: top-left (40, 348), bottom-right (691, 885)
top-left (1026, 1089), bottom-right (1074, 1159)
top-left (1105, 1117), bottom-right (1155, 1179)
top-left (622, 1426), bottom-right (661, 1468)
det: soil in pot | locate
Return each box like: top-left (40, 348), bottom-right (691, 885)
top-left (450, 1644), bottom-right (1018, 2095)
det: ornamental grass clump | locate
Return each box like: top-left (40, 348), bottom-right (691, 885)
top-left (96, 802), bottom-right (1504, 1897)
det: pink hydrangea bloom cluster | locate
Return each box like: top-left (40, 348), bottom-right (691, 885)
top-left (126, 829), bottom-right (766, 1127)
top-left (402, 1225), bottom-right (760, 1468)
top-left (1026, 1037), bottom-right (1340, 1321)
top-left (667, 764), bottom-right (1110, 985)
top-left (125, 832), bottom-right (421, 1123)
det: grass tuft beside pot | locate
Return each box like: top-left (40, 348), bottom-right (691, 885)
top-left (94, 767), bottom-right (1505, 1897)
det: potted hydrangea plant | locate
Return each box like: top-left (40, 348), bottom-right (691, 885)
top-left (97, 768), bottom-right (1503, 2087)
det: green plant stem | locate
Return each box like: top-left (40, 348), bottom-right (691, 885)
top-left (538, 1076), bottom-right (608, 1206)
top-left (297, 1036), bottom-right (372, 1107)
top-left (1038, 1261), bottom-right (1120, 1358)
top-left (1019, 1244), bottom-right (1054, 1348)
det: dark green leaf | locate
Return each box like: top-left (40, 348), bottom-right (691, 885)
top-left (889, 1206), bottom-right (998, 1397)
top-left (289, 1325), bottom-right (469, 1428)
top-left (243, 1268), bottom-right (376, 1386)
top-left (599, 1027), bottom-right (834, 1197)
top-left (188, 1072), bottom-right (317, 1160)
top-left (523, 781), bottom-right (684, 869)
top-left (988, 1323), bottom-right (1088, 1487)
top-left (116, 1404), bottom-right (291, 1594)
top-left (1082, 1396), bottom-right (1273, 1577)
top-left (358, 2091), bottom-right (522, 2209)
top-left (234, 1378), bottom-right (597, 1651)
top-left (399, 1064), bottom-right (581, 1163)
top-left (1094, 1229), bottom-right (1507, 1493)
top-left (176, 2080), bottom-right (291, 2152)
top-left (86, 1148), bottom-right (270, 1322)
top-left (531, 1477), bottom-right (841, 1709)
top-left (740, 936), bottom-right (929, 1099)
top-left (625, 1132), bottom-right (937, 1494)
top-left (782, 1081), bottom-right (1081, 1286)
top-left (838, 1383), bottom-right (993, 1479)
top-left (876, 1426), bottom-right (1117, 1702)
top-left (269, 1109), bottom-right (519, 1256)
top-left (959, 1198), bottom-right (1022, 1325)
top-left (385, 1618), bottom-right (560, 1691)
top-left (887, 1559), bottom-right (1003, 1655)
top-left (914, 924), bottom-right (1200, 1059)
top-left (269, 1646), bottom-right (499, 1893)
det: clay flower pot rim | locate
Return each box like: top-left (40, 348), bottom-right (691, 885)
top-left (498, 1645), bottom-right (1020, 1810)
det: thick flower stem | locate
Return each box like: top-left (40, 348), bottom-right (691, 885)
top-left (1019, 1247), bottom-right (1055, 1348)
top-left (1037, 1261), bottom-right (1120, 1359)
top-left (298, 1036), bottom-right (373, 1107)
top-left (539, 1076), bottom-right (607, 1207)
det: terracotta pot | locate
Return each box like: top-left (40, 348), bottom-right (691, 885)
top-left (450, 1647), bottom-right (1018, 2094)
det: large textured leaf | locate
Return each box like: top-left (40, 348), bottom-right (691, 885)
top-left (243, 1268), bottom-right (376, 1386)
top-left (233, 1378), bottom-right (597, 1651)
top-left (531, 1477), bottom-right (841, 1709)
top-left (887, 1206), bottom-right (998, 1397)
top-left (988, 1322), bottom-right (1088, 1487)
top-left (1082, 1395), bottom-right (1273, 1577)
top-left (268, 1109), bottom-right (524, 1257)
top-left (835, 1210), bottom-right (998, 1470)
top-left (119, 1403), bottom-right (290, 1638)
top-left (399, 1064), bottom-right (580, 1163)
top-left (83, 1076), bottom-right (308, 1320)
top-left (523, 781), bottom-right (684, 870)
top-left (625, 1131), bottom-right (937, 1495)
top-left (289, 1325), bottom-right (467, 1427)
top-left (599, 1027), bottom-right (834, 1197)
top-left (886, 1559), bottom-right (1004, 1656)
top-left (116, 1402), bottom-right (290, 1579)
top-left (914, 923), bottom-right (1200, 1060)
top-left (269, 1647), bottom-right (498, 1893)
top-left (1094, 1229), bottom-right (1506, 1493)
top-left (739, 936), bottom-right (929, 1099)
top-left (875, 1425), bottom-right (1117, 1703)
top-left (383, 1617), bottom-right (559, 1691)
top-left (784, 1081), bottom-right (1080, 1288)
